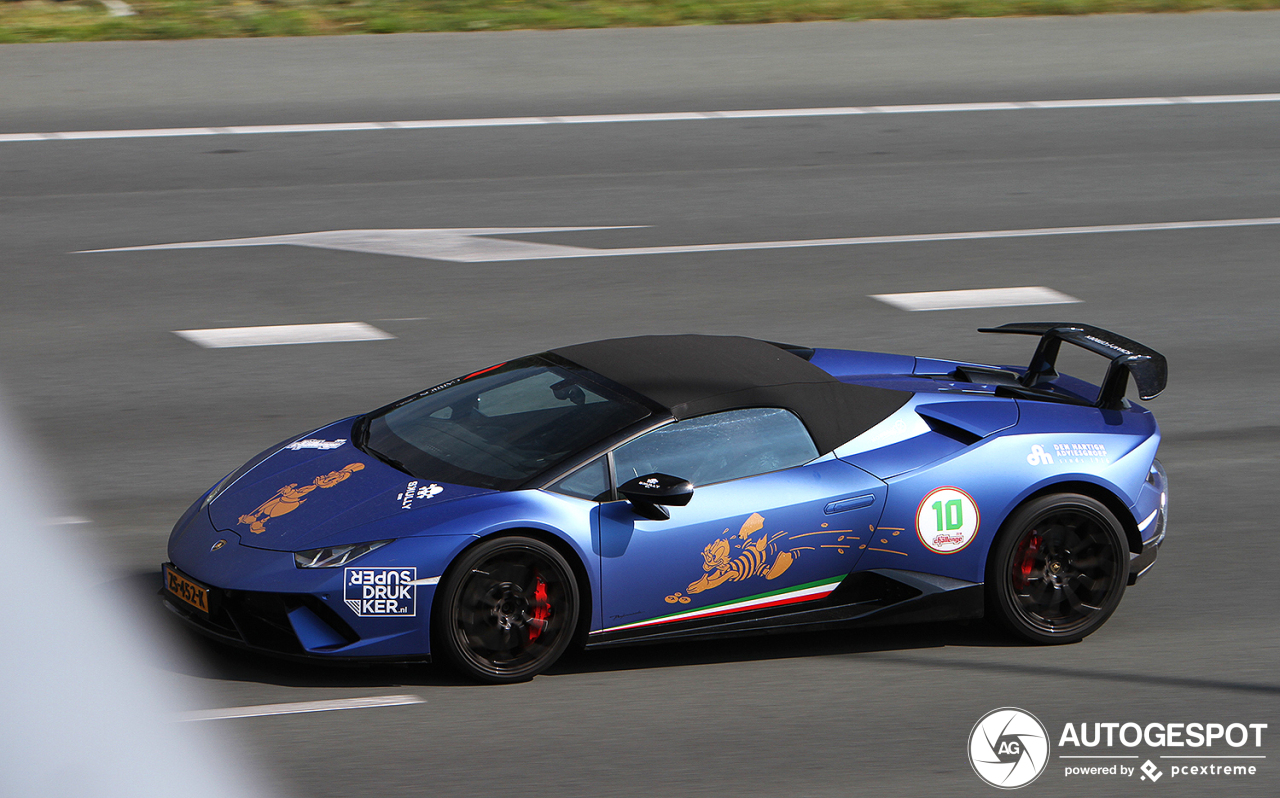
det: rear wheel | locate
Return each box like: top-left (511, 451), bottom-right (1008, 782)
top-left (986, 494), bottom-right (1128, 644)
top-left (434, 536), bottom-right (579, 683)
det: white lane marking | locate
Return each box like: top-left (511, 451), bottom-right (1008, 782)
top-left (46, 516), bottom-right (91, 526)
top-left (871, 286), bottom-right (1080, 311)
top-left (176, 694), bottom-right (424, 722)
top-left (85, 226), bottom-right (640, 263)
top-left (86, 216), bottom-right (1280, 264)
top-left (174, 322), bottom-right (394, 348)
top-left (6, 92), bottom-right (1280, 143)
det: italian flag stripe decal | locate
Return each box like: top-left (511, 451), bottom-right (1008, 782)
top-left (600, 575), bottom-right (845, 634)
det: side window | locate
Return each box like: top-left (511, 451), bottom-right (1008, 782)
top-left (548, 456), bottom-right (611, 502)
top-left (611, 408), bottom-right (818, 488)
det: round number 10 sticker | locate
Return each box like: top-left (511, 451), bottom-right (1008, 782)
top-left (916, 487), bottom-right (980, 554)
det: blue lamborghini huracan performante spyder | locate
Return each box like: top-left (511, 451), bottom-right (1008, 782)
top-left (163, 324), bottom-right (1169, 682)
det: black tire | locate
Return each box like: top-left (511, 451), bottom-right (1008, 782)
top-left (433, 536), bottom-right (579, 683)
top-left (986, 493), bottom-right (1128, 644)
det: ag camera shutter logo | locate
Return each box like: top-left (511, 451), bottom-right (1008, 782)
top-left (969, 708), bottom-right (1050, 789)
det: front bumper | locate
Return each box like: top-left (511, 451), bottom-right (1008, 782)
top-left (1128, 459), bottom-right (1168, 586)
top-left (164, 501), bottom-right (475, 661)
top-left (161, 563), bottom-right (432, 664)
top-left (1127, 507), bottom-right (1166, 585)
top-left (1127, 536), bottom-right (1160, 585)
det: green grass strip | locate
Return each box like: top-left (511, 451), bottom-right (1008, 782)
top-left (2, 0), bottom-right (1279, 45)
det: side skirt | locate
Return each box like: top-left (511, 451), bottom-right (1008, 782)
top-left (584, 569), bottom-right (984, 649)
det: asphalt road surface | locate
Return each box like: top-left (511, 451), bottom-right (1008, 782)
top-left (2, 13), bottom-right (1278, 797)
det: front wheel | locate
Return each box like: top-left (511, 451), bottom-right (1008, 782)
top-left (986, 494), bottom-right (1128, 644)
top-left (434, 536), bottom-right (579, 683)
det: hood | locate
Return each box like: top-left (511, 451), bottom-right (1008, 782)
top-left (207, 419), bottom-right (495, 551)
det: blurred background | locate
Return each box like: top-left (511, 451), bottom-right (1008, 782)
top-left (1, 11), bottom-right (1277, 797)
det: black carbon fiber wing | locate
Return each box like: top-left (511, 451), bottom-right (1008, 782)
top-left (978, 322), bottom-right (1168, 410)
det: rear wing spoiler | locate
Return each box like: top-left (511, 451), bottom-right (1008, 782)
top-left (978, 323), bottom-right (1168, 410)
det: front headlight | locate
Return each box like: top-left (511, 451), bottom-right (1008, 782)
top-left (1148, 459), bottom-right (1168, 511)
top-left (294, 540), bottom-right (393, 569)
top-left (1142, 459), bottom-right (1168, 544)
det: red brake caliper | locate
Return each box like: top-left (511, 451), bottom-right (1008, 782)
top-left (1013, 532), bottom-right (1041, 590)
top-left (528, 574), bottom-right (550, 644)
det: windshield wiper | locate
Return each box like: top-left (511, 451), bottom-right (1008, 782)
top-left (352, 414), bottom-right (371, 448)
top-left (366, 446), bottom-right (415, 476)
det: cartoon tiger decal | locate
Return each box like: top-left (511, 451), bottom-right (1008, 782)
top-left (237, 462), bottom-right (365, 535)
top-left (686, 516), bottom-right (797, 594)
top-left (664, 512), bottom-right (860, 604)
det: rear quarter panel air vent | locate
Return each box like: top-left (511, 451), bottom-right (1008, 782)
top-left (915, 400), bottom-right (1019, 441)
top-left (919, 415), bottom-right (982, 446)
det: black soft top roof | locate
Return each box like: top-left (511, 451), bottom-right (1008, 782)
top-left (551, 335), bottom-right (911, 454)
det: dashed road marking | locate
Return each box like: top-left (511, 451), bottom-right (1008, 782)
top-left (6, 92), bottom-right (1280, 143)
top-left (871, 286), bottom-right (1080, 311)
top-left (46, 516), bottom-right (91, 526)
top-left (173, 322), bottom-right (395, 348)
top-left (176, 695), bottom-right (425, 722)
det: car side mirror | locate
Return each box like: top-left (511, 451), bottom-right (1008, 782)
top-left (618, 473), bottom-right (694, 521)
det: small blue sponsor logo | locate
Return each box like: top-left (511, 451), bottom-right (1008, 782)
top-left (344, 567), bottom-right (416, 617)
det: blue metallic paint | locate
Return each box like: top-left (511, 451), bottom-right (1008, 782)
top-left (596, 457), bottom-right (885, 630)
top-left (164, 340), bottom-right (1164, 663)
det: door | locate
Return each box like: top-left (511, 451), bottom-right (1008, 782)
top-left (596, 408), bottom-right (887, 636)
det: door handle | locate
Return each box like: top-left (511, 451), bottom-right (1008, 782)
top-left (824, 494), bottom-right (876, 514)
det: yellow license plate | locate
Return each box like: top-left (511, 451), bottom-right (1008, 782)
top-left (165, 565), bottom-right (210, 614)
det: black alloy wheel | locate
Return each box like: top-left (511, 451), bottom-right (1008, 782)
top-left (434, 536), bottom-right (579, 683)
top-left (986, 493), bottom-right (1128, 644)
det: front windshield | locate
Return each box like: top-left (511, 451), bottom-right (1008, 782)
top-left (361, 356), bottom-right (651, 491)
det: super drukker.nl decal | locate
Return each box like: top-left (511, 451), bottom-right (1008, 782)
top-left (345, 567), bottom-right (416, 617)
